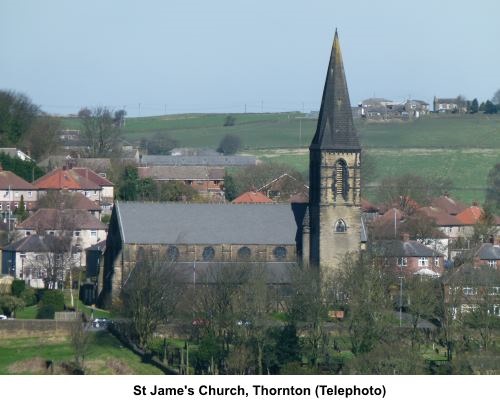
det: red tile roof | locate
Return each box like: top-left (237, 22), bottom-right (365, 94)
top-left (456, 206), bottom-right (483, 225)
top-left (232, 191), bottom-right (273, 204)
top-left (34, 168), bottom-right (101, 190)
top-left (72, 167), bottom-right (114, 187)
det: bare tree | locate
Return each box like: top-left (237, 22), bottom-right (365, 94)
top-left (121, 248), bottom-right (185, 348)
top-left (78, 107), bottom-right (120, 157)
top-left (70, 320), bottom-right (91, 371)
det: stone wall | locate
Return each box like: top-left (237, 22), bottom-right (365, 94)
top-left (0, 319), bottom-right (74, 338)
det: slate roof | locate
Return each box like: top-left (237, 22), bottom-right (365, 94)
top-left (0, 170), bottom-right (36, 190)
top-left (476, 243), bottom-right (500, 261)
top-left (140, 155), bottom-right (257, 167)
top-left (310, 31), bottom-right (361, 151)
top-left (372, 240), bottom-right (443, 257)
top-left (115, 201), bottom-right (299, 245)
top-left (138, 166), bottom-right (225, 181)
top-left (2, 234), bottom-right (62, 253)
top-left (17, 208), bottom-right (106, 231)
top-left (232, 191), bottom-right (273, 204)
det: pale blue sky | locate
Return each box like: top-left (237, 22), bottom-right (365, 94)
top-left (1, 0), bottom-right (498, 116)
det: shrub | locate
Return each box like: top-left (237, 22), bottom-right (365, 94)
top-left (37, 304), bottom-right (55, 319)
top-left (217, 134), bottom-right (242, 155)
top-left (20, 288), bottom-right (37, 306)
top-left (40, 290), bottom-right (65, 311)
top-left (11, 279), bottom-right (26, 297)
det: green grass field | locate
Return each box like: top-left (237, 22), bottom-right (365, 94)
top-left (0, 332), bottom-right (163, 375)
top-left (60, 113), bottom-right (500, 204)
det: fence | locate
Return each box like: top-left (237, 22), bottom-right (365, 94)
top-left (0, 319), bottom-right (74, 338)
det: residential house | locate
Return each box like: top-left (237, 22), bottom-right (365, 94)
top-left (16, 208), bottom-right (107, 250)
top-left (1, 234), bottom-right (76, 288)
top-left (433, 96), bottom-right (468, 113)
top-left (420, 206), bottom-right (466, 239)
top-left (0, 166), bottom-right (38, 215)
top-left (33, 167), bottom-right (114, 211)
top-left (0, 148), bottom-right (33, 161)
top-left (431, 195), bottom-right (468, 216)
top-left (456, 204), bottom-right (500, 240)
top-left (139, 154), bottom-right (257, 167)
top-left (257, 173), bottom-right (309, 203)
top-left (28, 191), bottom-right (102, 219)
top-left (404, 99), bottom-right (430, 117)
top-left (138, 166), bottom-right (225, 199)
top-left (475, 243), bottom-right (500, 269)
top-left (232, 191), bottom-right (273, 204)
top-left (442, 266), bottom-right (500, 317)
top-left (372, 233), bottom-right (444, 277)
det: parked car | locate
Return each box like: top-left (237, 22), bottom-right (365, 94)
top-left (92, 318), bottom-right (112, 328)
top-left (0, 314), bottom-right (8, 320)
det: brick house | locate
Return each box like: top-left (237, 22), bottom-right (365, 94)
top-left (475, 243), bottom-right (500, 269)
top-left (257, 173), bottom-right (309, 203)
top-left (138, 166), bottom-right (224, 199)
top-left (372, 234), bottom-right (444, 277)
top-left (442, 265), bottom-right (500, 317)
top-left (16, 208), bottom-right (107, 250)
top-left (33, 167), bottom-right (114, 210)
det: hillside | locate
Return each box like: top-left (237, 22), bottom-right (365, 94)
top-left (59, 113), bottom-right (500, 204)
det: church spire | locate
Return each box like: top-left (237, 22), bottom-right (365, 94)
top-left (310, 30), bottom-right (360, 151)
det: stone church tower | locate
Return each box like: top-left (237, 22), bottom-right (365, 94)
top-left (303, 30), bottom-right (362, 274)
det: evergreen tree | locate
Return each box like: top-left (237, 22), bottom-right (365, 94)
top-left (15, 195), bottom-right (29, 222)
top-left (484, 100), bottom-right (498, 114)
top-left (469, 98), bottom-right (479, 114)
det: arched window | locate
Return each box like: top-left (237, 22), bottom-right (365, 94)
top-left (273, 246), bottom-right (287, 260)
top-left (167, 245), bottom-right (179, 261)
top-left (202, 246), bottom-right (215, 261)
top-left (237, 246), bottom-right (251, 260)
top-left (332, 159), bottom-right (349, 200)
top-left (335, 219), bottom-right (347, 233)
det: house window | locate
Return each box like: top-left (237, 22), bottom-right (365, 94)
top-left (74, 231), bottom-right (81, 237)
top-left (94, 190), bottom-right (98, 195)
top-left (335, 219), bottom-right (347, 233)
top-left (492, 305), bottom-right (500, 317)
top-left (487, 260), bottom-right (497, 268)
top-left (20, 253), bottom-right (26, 259)
top-left (28, 191), bottom-right (32, 197)
top-left (14, 202), bottom-right (18, 209)
top-left (85, 191), bottom-right (89, 196)
top-left (273, 246), bottom-right (287, 260)
top-left (25, 231), bottom-right (31, 236)
top-left (90, 230), bottom-right (97, 237)
top-left (49, 231), bottom-right (55, 235)
top-left (434, 257), bottom-right (440, 266)
top-left (397, 257), bottom-right (408, 267)
top-left (15, 192), bottom-right (19, 197)
top-left (418, 257), bottom-right (429, 267)
top-left (237, 246), bottom-right (251, 260)
top-left (202, 246), bottom-right (215, 261)
top-left (462, 287), bottom-right (477, 296)
top-left (461, 304), bottom-right (478, 313)
top-left (0, 203), bottom-right (3, 210)
top-left (489, 287), bottom-right (500, 296)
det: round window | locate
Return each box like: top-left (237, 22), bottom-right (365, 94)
top-left (273, 246), bottom-right (287, 260)
top-left (202, 246), bottom-right (215, 261)
top-left (167, 245), bottom-right (179, 260)
top-left (237, 246), bottom-right (251, 260)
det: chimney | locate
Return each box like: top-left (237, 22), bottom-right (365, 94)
top-left (402, 233), bottom-right (410, 242)
top-left (472, 201), bottom-right (478, 206)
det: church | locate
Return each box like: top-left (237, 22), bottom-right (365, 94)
top-left (99, 31), bottom-right (362, 306)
